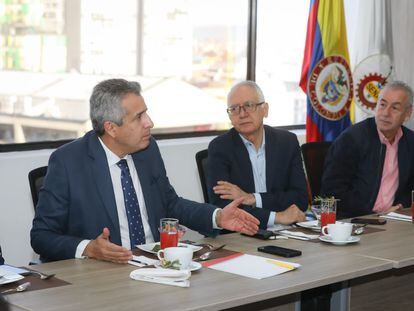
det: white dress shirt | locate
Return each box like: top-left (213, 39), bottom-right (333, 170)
top-left (75, 139), bottom-right (220, 258)
top-left (75, 138), bottom-right (155, 258)
top-left (239, 131), bottom-right (276, 227)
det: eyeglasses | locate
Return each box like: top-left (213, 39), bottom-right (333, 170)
top-left (226, 101), bottom-right (265, 116)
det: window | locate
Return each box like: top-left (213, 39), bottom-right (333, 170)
top-left (256, 0), bottom-right (308, 127)
top-left (0, 0), bottom-right (308, 145)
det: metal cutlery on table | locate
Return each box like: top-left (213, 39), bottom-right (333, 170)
top-left (353, 224), bottom-right (367, 235)
top-left (1, 282), bottom-right (31, 294)
top-left (193, 244), bottom-right (226, 262)
top-left (26, 270), bottom-right (55, 280)
top-left (194, 252), bottom-right (213, 261)
top-left (181, 241), bottom-right (226, 251)
top-left (208, 244), bottom-right (226, 251)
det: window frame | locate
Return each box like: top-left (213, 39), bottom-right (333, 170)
top-left (0, 0), bottom-right (305, 152)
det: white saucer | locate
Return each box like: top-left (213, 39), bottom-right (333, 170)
top-left (154, 261), bottom-right (202, 272)
top-left (136, 243), bottom-right (202, 254)
top-left (319, 235), bottom-right (360, 245)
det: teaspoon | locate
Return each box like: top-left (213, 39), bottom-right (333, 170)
top-left (29, 271), bottom-right (55, 280)
top-left (193, 244), bottom-right (226, 261)
top-left (353, 224), bottom-right (367, 235)
top-left (194, 251), bottom-right (212, 261)
top-left (1, 282), bottom-right (31, 294)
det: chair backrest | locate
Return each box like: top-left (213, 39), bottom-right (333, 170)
top-left (28, 166), bottom-right (48, 209)
top-left (301, 142), bottom-right (332, 199)
top-left (195, 149), bottom-right (209, 203)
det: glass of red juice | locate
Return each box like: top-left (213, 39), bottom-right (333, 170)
top-left (159, 218), bottom-right (179, 249)
top-left (320, 199), bottom-right (337, 228)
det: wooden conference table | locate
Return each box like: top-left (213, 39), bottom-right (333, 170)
top-left (5, 216), bottom-right (414, 311)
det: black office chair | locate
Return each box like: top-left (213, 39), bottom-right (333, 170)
top-left (301, 142), bottom-right (331, 199)
top-left (301, 142), bottom-right (334, 311)
top-left (28, 166), bottom-right (48, 209)
top-left (195, 149), bottom-right (209, 203)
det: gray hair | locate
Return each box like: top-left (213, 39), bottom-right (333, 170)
top-left (227, 80), bottom-right (265, 104)
top-left (379, 80), bottom-right (414, 108)
top-left (90, 79), bottom-right (142, 135)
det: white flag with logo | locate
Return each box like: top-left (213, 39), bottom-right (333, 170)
top-left (351, 0), bottom-right (394, 123)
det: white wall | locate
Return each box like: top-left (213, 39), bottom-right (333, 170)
top-left (0, 131), bottom-right (304, 266)
top-left (0, 149), bottom-right (52, 266)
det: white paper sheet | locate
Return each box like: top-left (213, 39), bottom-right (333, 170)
top-left (380, 212), bottom-right (412, 222)
top-left (0, 264), bottom-right (29, 275)
top-left (278, 230), bottom-right (320, 240)
top-left (128, 255), bottom-right (158, 267)
top-left (267, 224), bottom-right (292, 231)
top-left (0, 265), bottom-right (27, 285)
top-left (207, 254), bottom-right (300, 279)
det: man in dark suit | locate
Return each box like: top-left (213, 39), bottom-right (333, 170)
top-left (322, 80), bottom-right (414, 218)
top-left (31, 79), bottom-right (259, 263)
top-left (207, 81), bottom-right (307, 228)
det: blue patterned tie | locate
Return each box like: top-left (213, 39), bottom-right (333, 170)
top-left (117, 159), bottom-right (146, 248)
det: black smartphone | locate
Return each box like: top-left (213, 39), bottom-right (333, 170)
top-left (351, 218), bottom-right (387, 225)
top-left (243, 229), bottom-right (274, 240)
top-left (258, 245), bottom-right (302, 258)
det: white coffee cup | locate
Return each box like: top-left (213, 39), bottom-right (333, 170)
top-left (157, 247), bottom-right (193, 270)
top-left (321, 222), bottom-right (353, 241)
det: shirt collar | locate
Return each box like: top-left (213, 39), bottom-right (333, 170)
top-left (98, 137), bottom-right (128, 166)
top-left (376, 126), bottom-right (403, 146)
top-left (239, 129), bottom-right (266, 151)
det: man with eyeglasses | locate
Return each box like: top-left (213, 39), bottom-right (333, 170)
top-left (207, 80), bottom-right (308, 229)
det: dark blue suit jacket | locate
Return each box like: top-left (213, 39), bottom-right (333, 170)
top-left (322, 117), bottom-right (414, 218)
top-left (31, 131), bottom-right (218, 262)
top-left (207, 125), bottom-right (308, 227)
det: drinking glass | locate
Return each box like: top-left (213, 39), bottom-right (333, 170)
top-left (311, 204), bottom-right (322, 221)
top-left (320, 198), bottom-right (337, 228)
top-left (159, 218), bottom-right (179, 249)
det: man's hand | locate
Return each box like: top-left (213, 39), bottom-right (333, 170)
top-left (213, 181), bottom-right (256, 206)
top-left (216, 197), bottom-right (259, 235)
top-left (382, 203), bottom-right (403, 215)
top-left (275, 204), bottom-right (306, 225)
top-left (83, 228), bottom-right (132, 264)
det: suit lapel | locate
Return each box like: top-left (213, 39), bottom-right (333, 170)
top-left (264, 126), bottom-right (277, 189)
top-left (87, 133), bottom-right (120, 237)
top-left (231, 129), bottom-right (255, 192)
top-left (398, 131), bottom-right (410, 190)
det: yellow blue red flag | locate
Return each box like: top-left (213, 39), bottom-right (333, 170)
top-left (300, 0), bottom-right (353, 142)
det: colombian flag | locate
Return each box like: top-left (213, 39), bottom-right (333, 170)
top-left (300, 0), bottom-right (353, 142)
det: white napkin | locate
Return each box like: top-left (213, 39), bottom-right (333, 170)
top-left (278, 230), bottom-right (320, 240)
top-left (130, 268), bottom-right (191, 288)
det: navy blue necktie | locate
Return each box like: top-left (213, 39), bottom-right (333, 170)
top-left (117, 159), bottom-right (146, 248)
